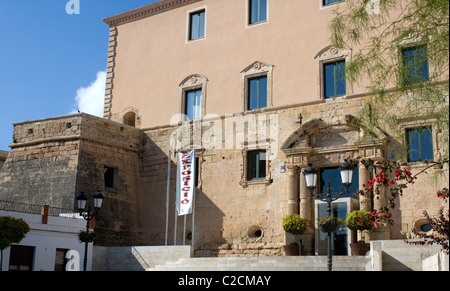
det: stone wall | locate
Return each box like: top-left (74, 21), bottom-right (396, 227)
top-left (0, 113), bottom-right (144, 246)
top-left (136, 95), bottom-right (378, 256)
top-left (0, 151), bottom-right (8, 170)
top-left (1, 97), bottom-right (447, 255)
top-left (74, 115), bottom-right (143, 246)
top-left (0, 115), bottom-right (82, 209)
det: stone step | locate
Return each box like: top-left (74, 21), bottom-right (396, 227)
top-left (149, 255), bottom-right (370, 271)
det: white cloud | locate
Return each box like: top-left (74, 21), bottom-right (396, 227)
top-left (71, 71), bottom-right (106, 117)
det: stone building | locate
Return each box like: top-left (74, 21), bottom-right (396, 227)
top-left (0, 151), bottom-right (7, 170)
top-left (0, 0), bottom-right (448, 257)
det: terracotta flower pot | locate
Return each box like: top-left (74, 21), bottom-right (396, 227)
top-left (350, 242), bottom-right (370, 256)
top-left (283, 245), bottom-right (300, 256)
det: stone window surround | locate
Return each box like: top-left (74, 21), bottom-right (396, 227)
top-left (239, 137), bottom-right (272, 187)
top-left (315, 45), bottom-right (352, 100)
top-left (179, 74), bottom-right (208, 122)
top-left (119, 107), bottom-right (141, 128)
top-left (400, 119), bottom-right (437, 164)
top-left (395, 38), bottom-right (432, 86)
top-left (186, 6), bottom-right (207, 43)
top-left (241, 61), bottom-right (274, 112)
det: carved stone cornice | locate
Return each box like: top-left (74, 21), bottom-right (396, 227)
top-left (103, 0), bottom-right (203, 27)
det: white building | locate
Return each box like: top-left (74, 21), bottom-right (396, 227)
top-left (0, 204), bottom-right (91, 271)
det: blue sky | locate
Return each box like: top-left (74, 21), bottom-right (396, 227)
top-left (0, 0), bottom-right (159, 151)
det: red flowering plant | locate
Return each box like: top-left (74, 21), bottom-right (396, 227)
top-left (354, 159), bottom-right (416, 225)
top-left (437, 188), bottom-right (449, 200)
top-left (354, 158), bottom-right (448, 226)
top-left (345, 210), bottom-right (375, 243)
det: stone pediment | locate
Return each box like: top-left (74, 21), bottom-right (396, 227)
top-left (241, 61), bottom-right (273, 75)
top-left (281, 115), bottom-right (387, 162)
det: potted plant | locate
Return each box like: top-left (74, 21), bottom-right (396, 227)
top-left (317, 215), bottom-right (344, 233)
top-left (345, 210), bottom-right (374, 255)
top-left (282, 214), bottom-right (307, 256)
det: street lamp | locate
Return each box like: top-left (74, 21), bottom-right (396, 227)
top-left (303, 160), bottom-right (354, 271)
top-left (76, 191), bottom-right (104, 271)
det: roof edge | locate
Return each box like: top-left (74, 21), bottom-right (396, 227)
top-left (103, 0), bottom-right (203, 26)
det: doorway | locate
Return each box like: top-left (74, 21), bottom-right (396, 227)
top-left (8, 245), bottom-right (34, 271)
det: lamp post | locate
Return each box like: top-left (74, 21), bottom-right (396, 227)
top-left (76, 191), bottom-right (104, 271)
top-left (303, 160), bottom-right (354, 271)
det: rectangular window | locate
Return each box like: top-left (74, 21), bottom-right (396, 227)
top-left (247, 150), bottom-right (266, 181)
top-left (185, 89), bottom-right (202, 120)
top-left (320, 166), bottom-right (359, 198)
top-left (402, 46), bottom-right (429, 85)
top-left (323, 0), bottom-right (344, 6)
top-left (104, 166), bottom-right (116, 189)
top-left (249, 0), bottom-right (267, 25)
top-left (323, 60), bottom-right (346, 99)
top-left (248, 76), bottom-right (267, 110)
top-left (407, 127), bottom-right (433, 162)
top-left (189, 10), bottom-right (205, 40)
top-left (54, 249), bottom-right (69, 271)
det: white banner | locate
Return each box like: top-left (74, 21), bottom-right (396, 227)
top-left (176, 149), bottom-right (196, 216)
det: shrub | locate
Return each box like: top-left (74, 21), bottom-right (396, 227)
top-left (345, 210), bottom-right (375, 231)
top-left (282, 214), bottom-right (307, 235)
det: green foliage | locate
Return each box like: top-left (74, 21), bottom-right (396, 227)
top-left (345, 210), bottom-right (375, 231)
top-left (78, 230), bottom-right (96, 243)
top-left (0, 216), bottom-right (30, 271)
top-left (330, 0), bottom-right (449, 161)
top-left (0, 216), bottom-right (30, 250)
top-left (317, 215), bottom-right (345, 233)
top-left (282, 214), bottom-right (307, 236)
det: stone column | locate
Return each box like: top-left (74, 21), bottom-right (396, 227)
top-left (371, 171), bottom-right (391, 240)
top-left (359, 163), bottom-right (372, 212)
top-left (284, 165), bottom-right (299, 247)
top-left (286, 165), bottom-right (299, 215)
top-left (299, 167), bottom-right (314, 255)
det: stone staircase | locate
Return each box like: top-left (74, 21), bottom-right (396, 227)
top-left (148, 255), bottom-right (370, 271)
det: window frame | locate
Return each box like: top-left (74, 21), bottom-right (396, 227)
top-left (187, 8), bottom-right (206, 42)
top-left (315, 46), bottom-right (351, 100)
top-left (405, 126), bottom-right (434, 163)
top-left (184, 88), bottom-right (203, 121)
top-left (246, 150), bottom-right (267, 181)
top-left (247, 75), bottom-right (268, 111)
top-left (322, 60), bottom-right (346, 99)
top-left (240, 140), bottom-right (272, 187)
top-left (179, 74), bottom-right (208, 123)
top-left (241, 61), bottom-right (273, 112)
top-left (248, 0), bottom-right (268, 26)
top-left (401, 45), bottom-right (430, 85)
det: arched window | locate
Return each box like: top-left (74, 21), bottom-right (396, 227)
top-left (123, 111), bottom-right (136, 127)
